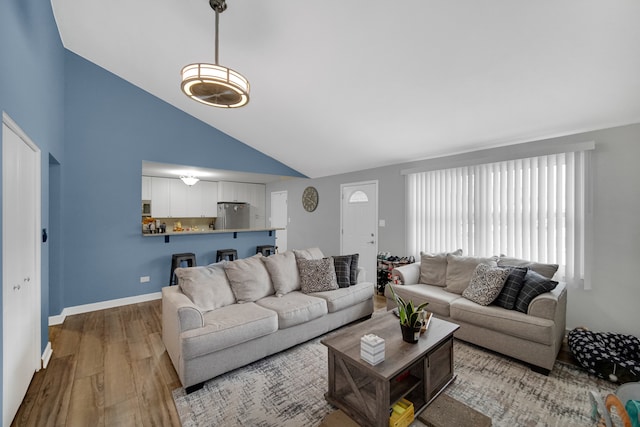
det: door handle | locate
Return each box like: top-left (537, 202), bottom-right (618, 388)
top-left (367, 240), bottom-right (375, 244)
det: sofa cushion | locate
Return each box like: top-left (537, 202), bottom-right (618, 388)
top-left (385, 284), bottom-right (462, 318)
top-left (261, 251), bottom-right (300, 296)
top-left (514, 270), bottom-right (559, 313)
top-left (493, 266), bottom-right (528, 310)
top-left (444, 255), bottom-right (498, 294)
top-left (293, 247), bottom-right (325, 260)
top-left (181, 302), bottom-right (278, 359)
top-left (224, 254), bottom-right (275, 303)
top-left (450, 298), bottom-right (555, 345)
top-left (312, 281), bottom-right (373, 313)
top-left (176, 263), bottom-right (236, 312)
top-left (498, 256), bottom-right (558, 279)
top-left (255, 292), bottom-right (328, 329)
top-left (332, 256), bottom-right (352, 288)
top-left (297, 257), bottom-right (339, 293)
top-left (419, 249), bottom-right (463, 287)
top-left (462, 264), bottom-right (510, 306)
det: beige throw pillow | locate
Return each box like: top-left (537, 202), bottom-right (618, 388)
top-left (224, 254), bottom-right (274, 303)
top-left (176, 263), bottom-right (236, 312)
top-left (419, 249), bottom-right (462, 286)
top-left (292, 247), bottom-right (325, 260)
top-left (444, 254), bottom-right (498, 294)
top-left (261, 251), bottom-right (300, 296)
top-left (497, 256), bottom-right (559, 279)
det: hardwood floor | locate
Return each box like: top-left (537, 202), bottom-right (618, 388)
top-left (12, 300), bottom-right (181, 427)
top-left (12, 294), bottom-right (577, 426)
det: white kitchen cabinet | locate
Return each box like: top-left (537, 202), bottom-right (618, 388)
top-left (218, 181), bottom-right (245, 202)
top-left (150, 177), bottom-right (171, 217)
top-left (247, 183), bottom-right (266, 228)
top-left (150, 177), bottom-right (218, 218)
top-left (198, 181), bottom-right (218, 216)
top-left (142, 176), bottom-right (152, 200)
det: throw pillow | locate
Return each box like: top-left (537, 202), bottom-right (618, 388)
top-left (331, 256), bottom-right (352, 288)
top-left (293, 247), bottom-right (325, 260)
top-left (514, 269), bottom-right (559, 313)
top-left (297, 257), bottom-right (339, 293)
top-left (462, 264), bottom-right (510, 306)
top-left (444, 254), bottom-right (498, 294)
top-left (497, 256), bottom-right (558, 279)
top-left (176, 263), bottom-right (236, 312)
top-left (224, 254), bottom-right (275, 303)
top-left (331, 253), bottom-right (360, 286)
top-left (419, 249), bottom-right (463, 286)
top-left (261, 251), bottom-right (300, 296)
top-left (493, 266), bottom-right (528, 310)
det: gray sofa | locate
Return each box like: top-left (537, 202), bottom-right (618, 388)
top-left (385, 253), bottom-right (567, 373)
top-left (162, 248), bottom-right (373, 391)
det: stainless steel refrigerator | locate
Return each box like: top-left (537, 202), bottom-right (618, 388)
top-left (216, 202), bottom-right (250, 229)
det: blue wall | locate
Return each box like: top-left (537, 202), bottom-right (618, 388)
top-left (60, 50), bottom-right (303, 311)
top-left (0, 0), bottom-right (65, 422)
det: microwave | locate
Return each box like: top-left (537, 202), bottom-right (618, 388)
top-left (142, 200), bottom-right (152, 217)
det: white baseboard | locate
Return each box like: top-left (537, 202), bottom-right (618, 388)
top-left (48, 292), bottom-right (162, 326)
top-left (41, 341), bottom-right (53, 369)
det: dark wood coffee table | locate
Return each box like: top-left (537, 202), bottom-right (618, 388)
top-left (321, 312), bottom-right (459, 427)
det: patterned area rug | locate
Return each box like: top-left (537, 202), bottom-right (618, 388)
top-left (172, 337), bottom-right (617, 427)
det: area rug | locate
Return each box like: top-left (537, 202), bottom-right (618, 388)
top-left (172, 337), bottom-right (617, 427)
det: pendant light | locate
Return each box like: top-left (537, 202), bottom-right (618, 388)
top-left (181, 0), bottom-right (250, 108)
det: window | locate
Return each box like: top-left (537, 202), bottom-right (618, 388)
top-left (406, 150), bottom-right (592, 288)
top-left (348, 190), bottom-right (369, 203)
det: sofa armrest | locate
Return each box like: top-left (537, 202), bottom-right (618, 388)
top-left (162, 286), bottom-right (205, 333)
top-left (528, 281), bottom-right (567, 322)
top-left (391, 262), bottom-right (421, 285)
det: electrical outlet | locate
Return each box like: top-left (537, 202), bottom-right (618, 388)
top-left (140, 276), bottom-right (150, 283)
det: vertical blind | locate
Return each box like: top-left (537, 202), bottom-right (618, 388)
top-left (406, 150), bottom-right (592, 288)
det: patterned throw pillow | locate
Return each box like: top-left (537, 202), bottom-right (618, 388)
top-left (514, 270), bottom-right (559, 313)
top-left (332, 256), bottom-right (351, 288)
top-left (332, 254), bottom-right (360, 286)
top-left (462, 264), bottom-right (510, 306)
top-left (493, 266), bottom-right (528, 310)
top-left (297, 257), bottom-right (339, 293)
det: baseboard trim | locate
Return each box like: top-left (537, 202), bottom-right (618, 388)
top-left (48, 292), bottom-right (162, 326)
top-left (41, 341), bottom-right (53, 369)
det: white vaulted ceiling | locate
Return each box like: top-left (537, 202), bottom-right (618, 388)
top-left (52, 0), bottom-right (640, 178)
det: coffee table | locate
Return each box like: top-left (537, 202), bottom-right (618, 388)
top-left (321, 312), bottom-right (460, 427)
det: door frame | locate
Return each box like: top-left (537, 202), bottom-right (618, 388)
top-left (2, 112), bottom-right (43, 422)
top-left (339, 179), bottom-right (379, 259)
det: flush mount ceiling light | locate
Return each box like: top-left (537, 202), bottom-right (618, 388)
top-left (180, 175), bottom-right (200, 186)
top-left (181, 0), bottom-right (249, 108)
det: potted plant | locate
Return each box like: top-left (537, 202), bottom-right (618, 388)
top-left (388, 284), bottom-right (429, 343)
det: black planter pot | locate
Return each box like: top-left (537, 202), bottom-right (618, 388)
top-left (400, 323), bottom-right (421, 343)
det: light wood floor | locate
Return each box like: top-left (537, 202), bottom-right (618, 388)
top-left (12, 299), bottom-right (181, 427)
top-left (12, 294), bottom-right (576, 426)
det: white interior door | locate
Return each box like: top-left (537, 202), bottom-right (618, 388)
top-left (341, 181), bottom-right (378, 284)
top-left (2, 116), bottom-right (41, 426)
top-left (270, 191), bottom-right (288, 252)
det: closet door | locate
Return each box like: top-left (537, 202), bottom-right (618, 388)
top-left (2, 118), bottom-right (41, 426)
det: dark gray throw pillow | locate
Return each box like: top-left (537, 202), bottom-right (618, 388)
top-left (493, 266), bottom-right (528, 310)
top-left (332, 253), bottom-right (359, 286)
top-left (514, 269), bottom-right (559, 313)
top-left (332, 256), bottom-right (352, 288)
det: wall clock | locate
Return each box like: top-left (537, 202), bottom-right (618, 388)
top-left (302, 186), bottom-right (319, 212)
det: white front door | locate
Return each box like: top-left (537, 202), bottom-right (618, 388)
top-left (2, 116), bottom-right (41, 426)
top-left (270, 191), bottom-right (288, 253)
top-left (340, 181), bottom-right (378, 284)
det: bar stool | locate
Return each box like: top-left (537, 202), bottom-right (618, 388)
top-left (256, 245), bottom-right (276, 257)
top-left (216, 249), bottom-right (238, 262)
top-left (169, 253), bottom-right (196, 286)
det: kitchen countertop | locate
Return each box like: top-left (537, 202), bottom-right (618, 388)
top-left (141, 227), bottom-right (283, 236)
